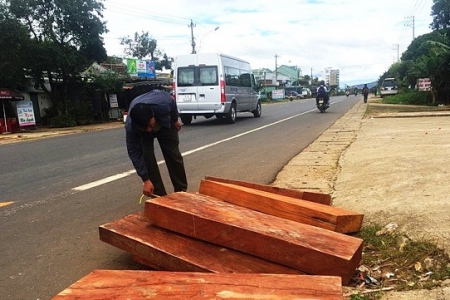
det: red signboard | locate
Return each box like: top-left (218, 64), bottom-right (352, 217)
top-left (417, 78), bottom-right (431, 91)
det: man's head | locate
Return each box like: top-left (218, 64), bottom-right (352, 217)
top-left (130, 103), bottom-right (157, 132)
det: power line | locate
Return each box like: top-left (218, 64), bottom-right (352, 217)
top-left (104, 0), bottom-right (189, 25)
top-left (408, 0), bottom-right (421, 15)
top-left (411, 0), bottom-right (428, 16)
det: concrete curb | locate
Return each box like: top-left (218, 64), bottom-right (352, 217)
top-left (272, 100), bottom-right (367, 194)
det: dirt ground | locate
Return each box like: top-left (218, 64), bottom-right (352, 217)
top-left (274, 99), bottom-right (450, 299)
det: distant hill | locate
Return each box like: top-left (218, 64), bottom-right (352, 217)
top-left (355, 81), bottom-right (378, 89)
top-left (343, 80), bottom-right (378, 89)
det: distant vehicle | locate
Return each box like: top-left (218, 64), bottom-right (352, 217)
top-left (317, 96), bottom-right (328, 113)
top-left (301, 88), bottom-right (311, 98)
top-left (285, 91), bottom-right (302, 100)
top-left (172, 53), bottom-right (261, 125)
top-left (380, 78), bottom-right (398, 98)
top-left (284, 86), bottom-right (304, 98)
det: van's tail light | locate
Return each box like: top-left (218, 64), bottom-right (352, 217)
top-left (220, 80), bottom-right (226, 103)
top-left (171, 81), bottom-right (176, 100)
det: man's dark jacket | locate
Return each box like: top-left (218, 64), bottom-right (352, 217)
top-left (125, 90), bottom-right (179, 182)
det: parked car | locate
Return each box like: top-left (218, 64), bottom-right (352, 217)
top-left (301, 88), bottom-right (311, 98)
top-left (380, 78), bottom-right (398, 98)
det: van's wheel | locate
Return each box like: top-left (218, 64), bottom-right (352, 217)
top-left (252, 101), bottom-right (261, 118)
top-left (180, 115), bottom-right (192, 125)
top-left (225, 103), bottom-right (236, 124)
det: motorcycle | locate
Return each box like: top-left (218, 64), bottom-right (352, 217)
top-left (317, 97), bottom-right (328, 113)
top-left (345, 91), bottom-right (350, 97)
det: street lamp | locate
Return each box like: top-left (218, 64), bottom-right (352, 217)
top-left (197, 26), bottom-right (219, 53)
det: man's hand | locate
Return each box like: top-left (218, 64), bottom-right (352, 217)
top-left (142, 180), bottom-right (154, 197)
top-left (174, 120), bottom-right (182, 132)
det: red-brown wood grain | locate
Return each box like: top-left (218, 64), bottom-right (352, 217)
top-left (204, 176), bottom-right (332, 205)
top-left (199, 179), bottom-right (363, 233)
top-left (144, 192), bottom-right (363, 284)
top-left (52, 270), bottom-right (344, 300)
top-left (99, 212), bottom-right (302, 274)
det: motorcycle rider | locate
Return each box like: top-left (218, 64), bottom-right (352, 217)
top-left (316, 80), bottom-right (329, 107)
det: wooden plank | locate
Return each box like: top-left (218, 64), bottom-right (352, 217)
top-left (199, 179), bottom-right (363, 233)
top-left (99, 212), bottom-right (302, 274)
top-left (204, 176), bottom-right (331, 205)
top-left (52, 270), bottom-right (343, 300)
top-left (144, 192), bottom-right (363, 284)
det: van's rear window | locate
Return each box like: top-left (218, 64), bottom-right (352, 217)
top-left (178, 66), bottom-right (218, 87)
top-left (382, 80), bottom-right (397, 87)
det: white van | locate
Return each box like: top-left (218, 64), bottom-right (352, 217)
top-left (172, 53), bottom-right (261, 124)
top-left (380, 77), bottom-right (398, 98)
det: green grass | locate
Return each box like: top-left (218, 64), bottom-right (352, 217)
top-left (350, 292), bottom-right (382, 300)
top-left (381, 91), bottom-right (433, 106)
top-left (352, 224), bottom-right (450, 292)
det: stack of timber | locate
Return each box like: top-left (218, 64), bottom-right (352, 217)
top-left (142, 192), bottom-right (362, 283)
top-left (101, 176), bottom-right (363, 282)
top-left (54, 176), bottom-right (365, 299)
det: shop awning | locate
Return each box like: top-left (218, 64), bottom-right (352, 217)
top-left (0, 88), bottom-right (25, 100)
top-left (0, 88), bottom-right (24, 133)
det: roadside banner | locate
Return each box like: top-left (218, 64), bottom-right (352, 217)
top-left (16, 100), bottom-right (36, 127)
top-left (417, 78), bottom-right (431, 91)
top-left (272, 89), bottom-right (284, 100)
top-left (126, 58), bottom-right (156, 78)
top-left (109, 94), bottom-right (118, 108)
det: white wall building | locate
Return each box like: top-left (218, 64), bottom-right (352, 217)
top-left (322, 67), bottom-right (340, 87)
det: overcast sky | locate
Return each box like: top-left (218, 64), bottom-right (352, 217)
top-left (102, 0), bottom-right (433, 86)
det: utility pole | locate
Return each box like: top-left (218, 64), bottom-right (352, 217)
top-left (393, 44), bottom-right (399, 62)
top-left (405, 16), bottom-right (415, 40)
top-left (275, 54), bottom-right (278, 85)
top-left (188, 19), bottom-right (196, 54)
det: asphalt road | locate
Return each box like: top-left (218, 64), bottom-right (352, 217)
top-left (0, 95), bottom-right (361, 300)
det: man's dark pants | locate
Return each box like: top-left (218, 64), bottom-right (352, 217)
top-left (140, 127), bottom-right (187, 196)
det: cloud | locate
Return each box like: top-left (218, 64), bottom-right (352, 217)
top-left (102, 0), bottom-right (434, 84)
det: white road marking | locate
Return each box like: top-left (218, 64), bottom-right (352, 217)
top-left (72, 100), bottom-right (343, 192)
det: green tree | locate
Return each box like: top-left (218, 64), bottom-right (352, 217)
top-left (121, 31), bottom-right (158, 60)
top-left (159, 53), bottom-right (173, 71)
top-left (120, 31), bottom-right (173, 70)
top-left (416, 41), bottom-right (450, 103)
top-left (6, 0), bottom-right (107, 115)
top-left (401, 30), bottom-right (448, 61)
top-left (399, 31), bottom-right (449, 89)
top-left (431, 0), bottom-right (450, 30)
top-left (0, 8), bottom-right (30, 88)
